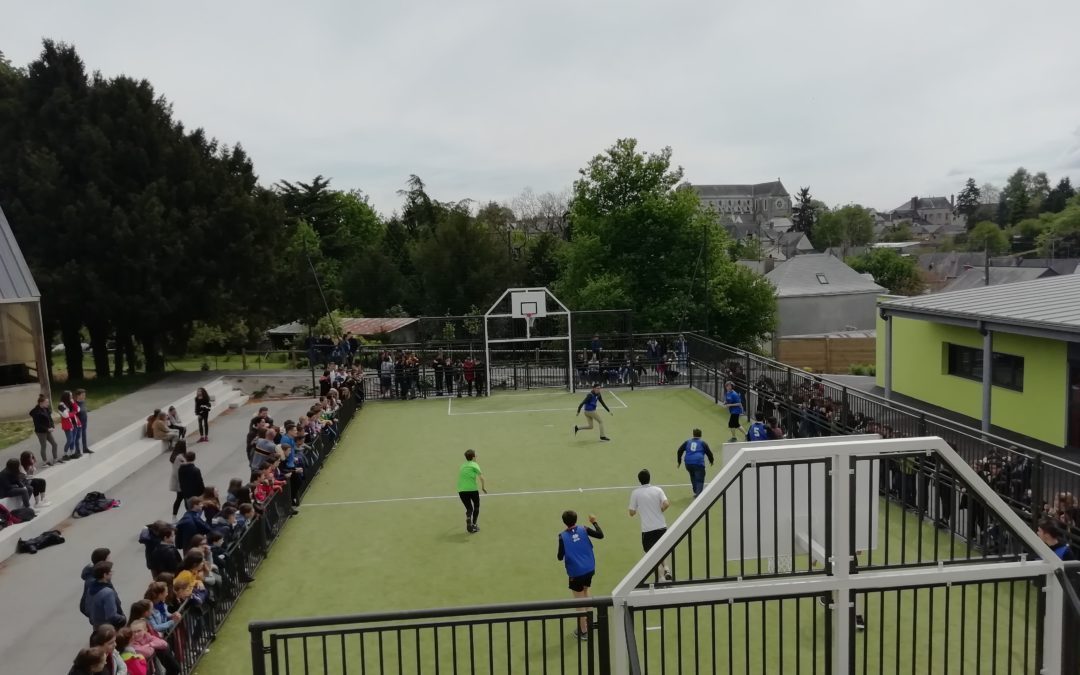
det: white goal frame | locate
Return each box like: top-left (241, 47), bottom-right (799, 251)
top-left (483, 287), bottom-right (574, 396)
top-left (609, 436), bottom-right (1065, 675)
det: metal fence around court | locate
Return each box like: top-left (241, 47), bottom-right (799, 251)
top-left (158, 394), bottom-right (359, 675)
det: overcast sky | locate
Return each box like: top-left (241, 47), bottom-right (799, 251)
top-left (3, 0), bottom-right (1079, 215)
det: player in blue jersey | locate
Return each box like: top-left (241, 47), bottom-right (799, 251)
top-left (746, 417), bottom-right (770, 442)
top-left (676, 428), bottom-right (715, 497)
top-left (574, 384), bottom-right (612, 441)
top-left (722, 381), bottom-right (747, 441)
top-left (557, 510), bottom-right (605, 640)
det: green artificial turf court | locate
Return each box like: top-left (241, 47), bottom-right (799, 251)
top-left (196, 388), bottom-right (1040, 674)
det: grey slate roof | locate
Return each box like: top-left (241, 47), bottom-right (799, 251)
top-left (880, 274), bottom-right (1080, 335)
top-left (891, 196), bottom-right (953, 213)
top-left (765, 254), bottom-right (886, 298)
top-left (0, 205), bottom-right (40, 302)
top-left (692, 180), bottom-right (789, 198)
top-left (942, 266), bottom-right (1055, 293)
top-left (1017, 258), bottom-right (1080, 275)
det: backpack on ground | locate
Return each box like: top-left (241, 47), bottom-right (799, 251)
top-left (72, 491), bottom-right (120, 518)
top-left (17, 529), bottom-right (65, 554)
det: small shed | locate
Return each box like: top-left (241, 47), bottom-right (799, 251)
top-left (0, 205), bottom-right (49, 419)
top-left (766, 254), bottom-right (886, 340)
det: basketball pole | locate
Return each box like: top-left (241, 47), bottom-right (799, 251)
top-left (567, 310), bottom-right (575, 394)
top-left (483, 313), bottom-right (491, 397)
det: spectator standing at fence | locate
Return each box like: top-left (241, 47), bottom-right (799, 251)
top-left (194, 387), bottom-right (211, 443)
top-left (676, 429), bottom-right (715, 497)
top-left (463, 356), bottom-right (477, 396)
top-left (75, 388), bottom-right (93, 454)
top-left (574, 384), bottom-right (612, 441)
top-left (1038, 519), bottom-right (1076, 560)
top-left (166, 406), bottom-right (186, 439)
top-left (176, 497), bottom-right (213, 550)
top-left (29, 394), bottom-right (59, 465)
top-left (178, 449), bottom-right (205, 502)
top-left (68, 646), bottom-right (107, 675)
top-left (89, 624), bottom-right (125, 675)
top-left (557, 510), bottom-right (604, 640)
top-left (722, 381), bottom-right (746, 442)
top-left (629, 469), bottom-right (671, 581)
top-left (150, 526), bottom-right (182, 577)
top-left (86, 561), bottom-right (126, 628)
top-left (379, 355), bottom-right (393, 398)
top-left (58, 390), bottom-right (82, 461)
top-left (457, 449), bottom-right (487, 533)
top-left (590, 334), bottom-right (602, 359)
top-left (674, 333), bottom-right (688, 370)
top-left (433, 352), bottom-right (446, 395)
top-left (80, 548), bottom-right (111, 620)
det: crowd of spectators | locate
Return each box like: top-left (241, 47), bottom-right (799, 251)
top-left (65, 392), bottom-right (349, 675)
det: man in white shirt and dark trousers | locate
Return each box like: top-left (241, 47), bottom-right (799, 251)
top-left (629, 469), bottom-right (672, 581)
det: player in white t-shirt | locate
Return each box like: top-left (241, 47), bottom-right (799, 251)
top-left (628, 469), bottom-right (672, 581)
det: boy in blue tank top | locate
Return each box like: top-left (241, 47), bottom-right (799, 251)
top-left (557, 510), bottom-right (605, 640)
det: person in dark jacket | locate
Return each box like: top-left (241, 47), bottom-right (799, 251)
top-left (86, 561), bottom-right (125, 628)
top-left (79, 548), bottom-right (111, 619)
top-left (177, 451), bottom-right (205, 504)
top-left (67, 646), bottom-right (107, 675)
top-left (194, 387), bottom-right (212, 443)
top-left (175, 497), bottom-right (213, 550)
top-left (149, 525), bottom-right (183, 578)
top-left (138, 521), bottom-right (170, 571)
top-left (29, 394), bottom-right (59, 465)
top-left (0, 458), bottom-right (32, 509)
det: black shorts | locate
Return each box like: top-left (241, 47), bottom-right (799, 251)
top-left (728, 413), bottom-right (742, 429)
top-left (568, 571), bottom-right (595, 592)
top-left (641, 528), bottom-right (666, 552)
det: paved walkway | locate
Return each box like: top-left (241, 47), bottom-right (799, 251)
top-left (0, 394), bottom-right (314, 675)
top-left (0, 372), bottom-right (217, 467)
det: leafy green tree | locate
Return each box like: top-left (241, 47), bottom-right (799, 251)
top-left (1030, 171), bottom-right (1051, 211)
top-left (791, 186), bottom-right (817, 237)
top-left (1044, 177), bottom-right (1075, 214)
top-left (966, 221), bottom-right (1010, 254)
top-left (522, 232), bottom-right (562, 287)
top-left (558, 138), bottom-right (776, 346)
top-left (846, 249), bottom-right (924, 296)
top-left (731, 235), bottom-right (765, 260)
top-left (1002, 167), bottom-right (1032, 224)
top-left (1035, 201), bottom-right (1080, 257)
top-left (881, 222), bottom-right (914, 242)
top-left (812, 204), bottom-right (874, 251)
top-left (955, 178), bottom-right (981, 229)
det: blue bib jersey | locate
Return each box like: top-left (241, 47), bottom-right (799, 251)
top-left (682, 438), bottom-right (707, 466)
top-left (560, 526), bottom-right (596, 577)
top-left (725, 390), bottom-right (743, 415)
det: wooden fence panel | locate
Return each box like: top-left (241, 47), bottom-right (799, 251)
top-left (776, 337), bottom-right (876, 373)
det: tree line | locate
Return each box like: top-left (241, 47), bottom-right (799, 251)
top-left (0, 42), bottom-right (777, 378)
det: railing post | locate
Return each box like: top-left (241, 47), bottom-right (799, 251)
top-left (918, 413), bottom-right (928, 436)
top-left (241, 348), bottom-right (247, 370)
top-left (713, 361), bottom-right (719, 403)
top-left (595, 605), bottom-right (610, 675)
top-left (1031, 456), bottom-right (1044, 528)
top-left (841, 387), bottom-right (850, 431)
top-left (250, 624), bottom-right (268, 675)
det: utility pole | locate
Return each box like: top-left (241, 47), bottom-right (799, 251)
top-left (704, 221), bottom-right (711, 337)
top-left (984, 243), bottom-right (990, 287)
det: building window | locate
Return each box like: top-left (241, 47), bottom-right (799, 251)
top-left (946, 343), bottom-right (1024, 392)
top-left (816, 273), bottom-right (829, 284)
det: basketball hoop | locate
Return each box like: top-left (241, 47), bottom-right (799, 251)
top-left (524, 312), bottom-right (536, 332)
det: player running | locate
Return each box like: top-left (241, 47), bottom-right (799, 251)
top-left (676, 428), bottom-right (715, 497)
top-left (629, 469), bottom-right (672, 581)
top-left (457, 449), bottom-right (487, 533)
top-left (722, 381), bottom-right (747, 441)
top-left (557, 510), bottom-right (604, 640)
top-left (574, 384), bottom-right (612, 441)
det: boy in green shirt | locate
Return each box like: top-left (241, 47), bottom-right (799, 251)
top-left (457, 449), bottom-right (487, 533)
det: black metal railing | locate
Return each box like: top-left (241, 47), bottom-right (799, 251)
top-left (158, 395), bottom-right (360, 674)
top-left (681, 332), bottom-right (1080, 548)
top-left (249, 598), bottom-right (614, 675)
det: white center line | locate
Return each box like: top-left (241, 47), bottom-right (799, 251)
top-left (303, 483), bottom-right (693, 507)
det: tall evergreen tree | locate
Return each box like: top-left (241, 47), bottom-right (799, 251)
top-left (1044, 177), bottom-right (1075, 214)
top-left (955, 178), bottom-right (981, 229)
top-left (791, 186), bottom-right (816, 237)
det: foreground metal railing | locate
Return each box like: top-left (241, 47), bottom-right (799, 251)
top-left (249, 598), bottom-right (613, 675)
top-left (156, 394), bottom-right (359, 674)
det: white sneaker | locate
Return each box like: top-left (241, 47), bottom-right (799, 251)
top-left (37, 500), bottom-right (52, 508)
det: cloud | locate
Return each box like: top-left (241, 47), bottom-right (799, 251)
top-left (2, 0), bottom-right (1079, 212)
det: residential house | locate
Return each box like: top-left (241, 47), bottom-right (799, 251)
top-left (268, 317), bottom-right (419, 347)
top-left (877, 274), bottom-right (1080, 447)
top-left (765, 254), bottom-right (886, 343)
top-left (890, 195), bottom-right (966, 232)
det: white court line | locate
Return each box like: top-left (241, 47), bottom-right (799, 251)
top-left (608, 391), bottom-right (629, 409)
top-left (303, 483), bottom-right (692, 507)
top-left (448, 394), bottom-right (629, 416)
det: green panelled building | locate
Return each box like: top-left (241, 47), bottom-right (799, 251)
top-left (876, 274), bottom-right (1080, 449)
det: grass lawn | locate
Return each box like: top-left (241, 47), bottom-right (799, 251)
top-left (195, 388), bottom-right (1039, 675)
top-left (0, 372), bottom-right (164, 450)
